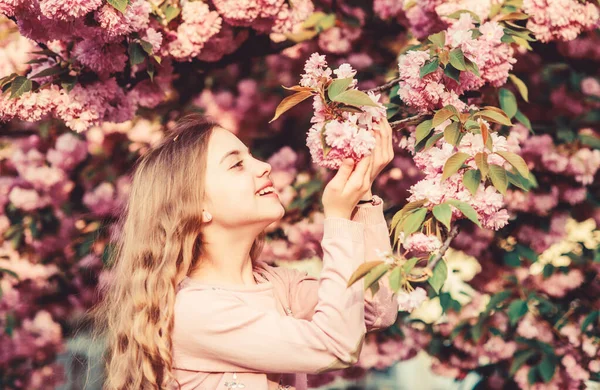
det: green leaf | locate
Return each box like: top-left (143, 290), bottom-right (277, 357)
top-left (10, 76), bottom-right (32, 99)
top-left (5, 313), bottom-right (16, 337)
top-left (475, 108), bottom-right (513, 126)
top-left (428, 31), bottom-right (446, 48)
top-left (498, 12), bottom-right (529, 21)
top-left (270, 90), bottom-right (313, 123)
top-left (471, 319), bottom-right (484, 342)
top-left (443, 121), bottom-right (461, 146)
top-left (432, 203), bottom-right (452, 230)
top-left (147, 60), bottom-right (155, 82)
top-left (420, 58), bottom-right (440, 78)
top-left (107, 0), bottom-right (128, 14)
top-left (446, 9), bottom-right (481, 24)
top-left (415, 119), bottom-right (433, 144)
top-left (328, 78), bottom-right (353, 100)
top-left (402, 257), bottom-right (419, 274)
top-left (504, 26), bottom-right (536, 41)
top-left (538, 355), bottom-right (556, 383)
top-left (442, 152), bottom-right (470, 181)
top-left (504, 251), bottom-right (521, 267)
top-left (474, 152), bottom-right (489, 179)
top-left (509, 350), bottom-right (536, 375)
top-left (29, 64), bottom-right (67, 79)
top-left (128, 42), bottom-right (146, 67)
top-left (433, 107), bottom-right (457, 127)
top-left (449, 48), bottom-right (467, 71)
top-left (508, 299), bottom-right (528, 325)
top-left (464, 119), bottom-right (480, 130)
top-left (60, 75), bottom-right (77, 92)
top-left (514, 244), bottom-right (538, 262)
top-left (446, 199), bottom-right (481, 227)
top-left (317, 14), bottom-right (336, 31)
top-left (25, 58), bottom-right (48, 65)
top-left (509, 74), bottom-right (529, 102)
top-left (514, 110), bottom-right (532, 131)
top-left (402, 208), bottom-right (428, 236)
top-left (364, 263), bottom-right (390, 292)
top-left (542, 264), bottom-right (555, 278)
top-left (391, 199), bottom-right (428, 230)
top-left (164, 5), bottom-right (181, 23)
top-left (428, 259), bottom-right (448, 294)
top-left (488, 164), bottom-right (508, 195)
top-left (495, 150), bottom-right (530, 178)
top-left (444, 63), bottom-right (460, 82)
top-left (302, 11), bottom-right (327, 28)
top-left (580, 310), bottom-right (599, 332)
top-left (506, 170), bottom-right (532, 191)
top-left (389, 266), bottom-right (403, 292)
top-left (0, 73), bottom-right (18, 88)
top-left (140, 40), bottom-right (154, 55)
top-left (463, 169), bottom-right (481, 197)
top-left (331, 89), bottom-right (379, 107)
top-left (464, 57), bottom-right (480, 77)
top-left (579, 134), bottom-right (600, 149)
top-left (499, 88), bottom-right (518, 118)
top-left (386, 103), bottom-right (400, 119)
top-left (29, 49), bottom-right (60, 58)
top-left (347, 260), bottom-right (385, 287)
top-left (423, 132), bottom-right (444, 151)
top-left (485, 290), bottom-right (512, 313)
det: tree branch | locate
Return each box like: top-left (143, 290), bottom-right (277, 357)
top-left (389, 112), bottom-right (431, 129)
top-left (429, 224), bottom-right (460, 270)
top-left (367, 76), bottom-right (402, 94)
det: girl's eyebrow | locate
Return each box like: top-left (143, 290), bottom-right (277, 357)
top-left (220, 147), bottom-right (249, 165)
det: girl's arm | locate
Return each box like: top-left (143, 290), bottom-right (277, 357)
top-left (172, 217), bottom-right (367, 374)
top-left (284, 200), bottom-right (399, 331)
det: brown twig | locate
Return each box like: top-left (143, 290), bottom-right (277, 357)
top-left (409, 224), bottom-right (461, 281)
top-left (366, 76), bottom-right (402, 94)
top-left (389, 112), bottom-right (431, 130)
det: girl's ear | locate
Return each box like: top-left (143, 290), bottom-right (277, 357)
top-left (202, 210), bottom-right (212, 222)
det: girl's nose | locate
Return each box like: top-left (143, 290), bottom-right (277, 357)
top-left (260, 160), bottom-right (272, 177)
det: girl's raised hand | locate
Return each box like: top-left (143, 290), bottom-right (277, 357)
top-left (322, 155), bottom-right (373, 220)
top-left (368, 118), bottom-right (394, 186)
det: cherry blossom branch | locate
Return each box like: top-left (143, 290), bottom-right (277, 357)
top-left (431, 224), bottom-right (461, 268)
top-left (408, 224), bottom-right (461, 281)
top-left (389, 112), bottom-right (431, 129)
top-left (367, 76), bottom-right (402, 94)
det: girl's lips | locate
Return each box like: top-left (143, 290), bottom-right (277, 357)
top-left (258, 192), bottom-right (279, 198)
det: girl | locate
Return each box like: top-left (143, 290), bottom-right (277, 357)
top-left (92, 114), bottom-right (399, 389)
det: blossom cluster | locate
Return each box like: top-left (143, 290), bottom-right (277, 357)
top-left (299, 53), bottom-right (387, 169)
top-left (522, 0), bottom-right (599, 43)
top-left (0, 0), bottom-right (317, 131)
top-left (398, 13), bottom-right (516, 112)
top-left (399, 118), bottom-right (521, 231)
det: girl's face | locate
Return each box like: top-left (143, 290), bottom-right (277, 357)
top-left (204, 127), bottom-right (285, 227)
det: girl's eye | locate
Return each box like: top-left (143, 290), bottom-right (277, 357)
top-left (232, 160), bottom-right (243, 169)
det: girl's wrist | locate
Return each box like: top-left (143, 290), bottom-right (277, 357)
top-left (359, 189), bottom-right (373, 202)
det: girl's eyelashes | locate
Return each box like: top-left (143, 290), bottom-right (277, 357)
top-left (231, 160), bottom-right (243, 169)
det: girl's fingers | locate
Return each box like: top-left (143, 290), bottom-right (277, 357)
top-left (348, 155), bottom-right (372, 188)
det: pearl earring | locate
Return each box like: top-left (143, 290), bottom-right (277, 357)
top-left (203, 211), bottom-right (212, 222)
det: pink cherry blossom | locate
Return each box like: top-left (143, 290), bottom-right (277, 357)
top-left (397, 287), bottom-right (428, 312)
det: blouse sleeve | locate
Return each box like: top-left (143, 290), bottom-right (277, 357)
top-left (284, 201), bottom-right (399, 332)
top-left (172, 217), bottom-right (367, 374)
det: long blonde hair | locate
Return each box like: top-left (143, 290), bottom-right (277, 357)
top-left (89, 114), bottom-right (266, 389)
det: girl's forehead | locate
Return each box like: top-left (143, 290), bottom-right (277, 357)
top-left (207, 128), bottom-right (247, 165)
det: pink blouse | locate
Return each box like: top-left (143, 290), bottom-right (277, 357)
top-left (172, 201), bottom-right (399, 389)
